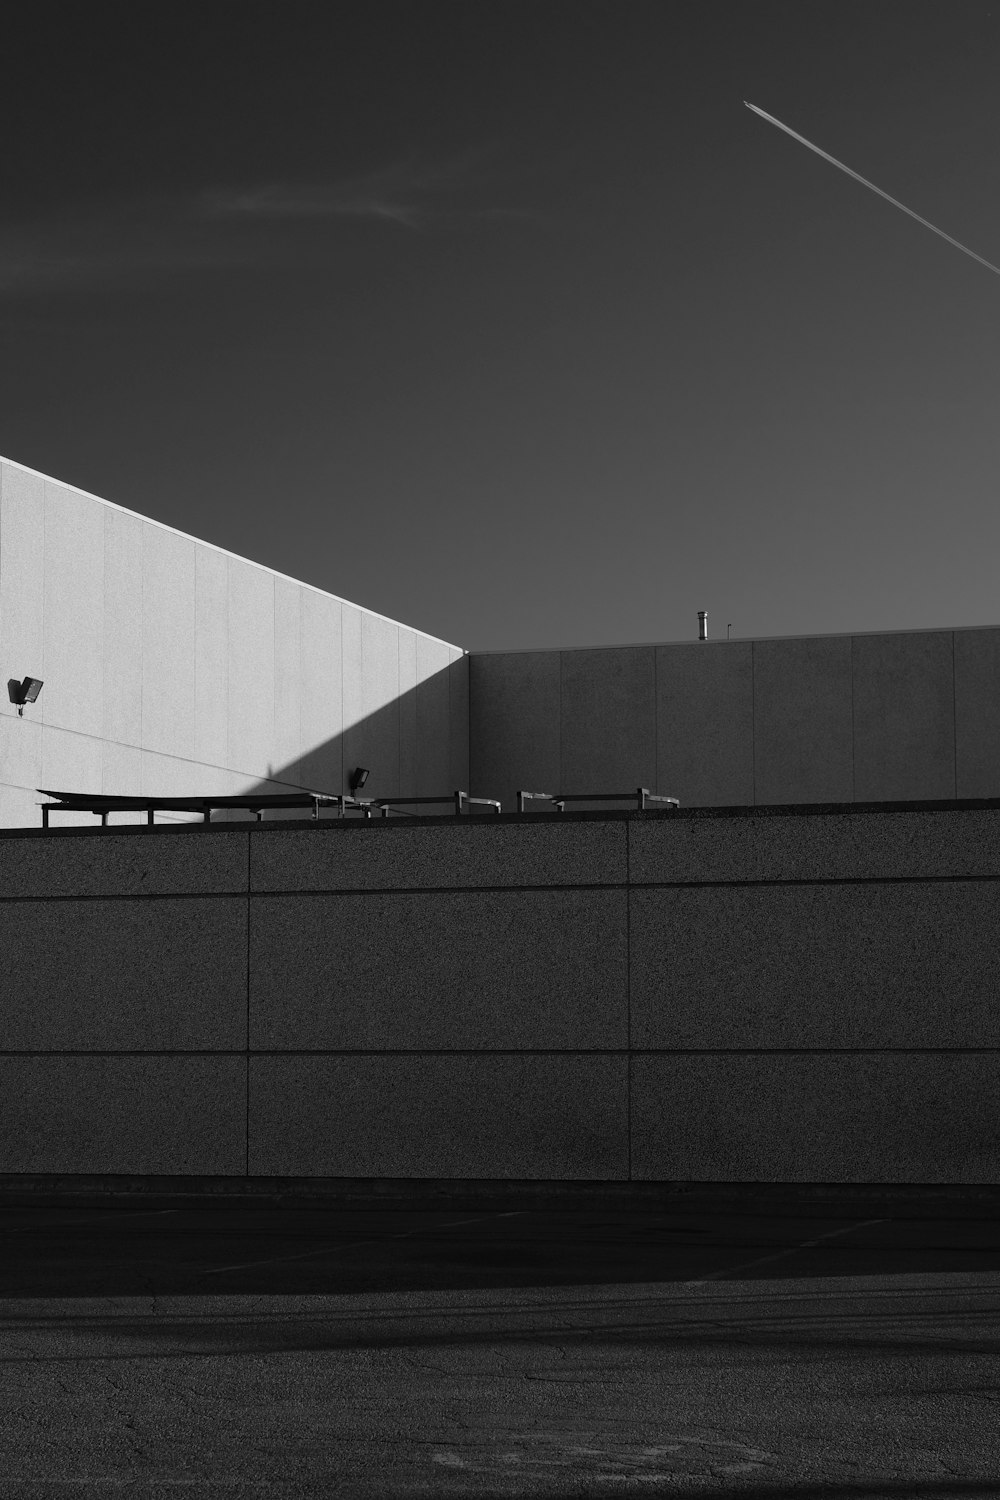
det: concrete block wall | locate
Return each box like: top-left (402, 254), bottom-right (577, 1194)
top-left (0, 457), bottom-right (467, 829)
top-left (1, 805), bottom-right (999, 1183)
top-left (469, 628), bottom-right (1000, 811)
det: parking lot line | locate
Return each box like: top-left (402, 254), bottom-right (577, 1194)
top-left (684, 1216), bottom-right (888, 1286)
top-left (0, 1208), bottom-right (177, 1235)
top-left (199, 1210), bottom-right (524, 1275)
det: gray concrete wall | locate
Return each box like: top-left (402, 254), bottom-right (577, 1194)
top-left (469, 629), bottom-right (1000, 810)
top-left (0, 457), bottom-right (467, 829)
top-left (1, 805), bottom-right (998, 1183)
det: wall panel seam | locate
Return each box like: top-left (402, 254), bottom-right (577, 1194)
top-left (0, 891), bottom-right (254, 903)
top-left (248, 882), bottom-right (629, 897)
top-left (247, 1048), bottom-right (631, 1056)
top-left (628, 874), bottom-right (1000, 890)
top-left (4, 873), bottom-right (996, 903)
top-left (0, 1050), bottom-right (251, 1057)
top-left (630, 1047), bottom-right (1000, 1055)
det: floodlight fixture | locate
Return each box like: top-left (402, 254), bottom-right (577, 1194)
top-left (8, 677), bottom-right (43, 716)
top-left (349, 766), bottom-right (370, 793)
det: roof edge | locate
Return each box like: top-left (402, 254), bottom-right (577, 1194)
top-left (0, 454), bottom-right (466, 655)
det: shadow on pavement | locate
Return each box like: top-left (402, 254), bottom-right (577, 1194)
top-left (1, 1201), bottom-right (999, 1299)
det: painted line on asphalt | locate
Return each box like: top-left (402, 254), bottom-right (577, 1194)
top-left (199, 1210), bottom-right (524, 1275)
top-left (684, 1217), bottom-right (889, 1286)
top-left (0, 1208), bottom-right (177, 1235)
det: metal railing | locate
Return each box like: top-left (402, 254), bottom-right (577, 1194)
top-left (37, 785), bottom-right (676, 827)
top-left (366, 792), bottom-right (502, 818)
top-left (516, 787), bottom-right (680, 813)
top-left (36, 788), bottom-right (503, 827)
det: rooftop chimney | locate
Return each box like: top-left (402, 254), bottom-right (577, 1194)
top-left (697, 610), bottom-right (708, 641)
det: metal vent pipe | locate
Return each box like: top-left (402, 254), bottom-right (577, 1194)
top-left (697, 610), bottom-right (708, 641)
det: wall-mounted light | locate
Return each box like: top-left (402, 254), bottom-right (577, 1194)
top-left (7, 677), bottom-right (43, 717)
top-left (349, 766), bottom-right (370, 793)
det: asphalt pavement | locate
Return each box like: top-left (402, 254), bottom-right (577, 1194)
top-left (0, 1193), bottom-right (998, 1497)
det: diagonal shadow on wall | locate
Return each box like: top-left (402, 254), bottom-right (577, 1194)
top-left (238, 653), bottom-right (472, 817)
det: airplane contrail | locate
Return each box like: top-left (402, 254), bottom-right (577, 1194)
top-left (744, 100), bottom-right (1000, 280)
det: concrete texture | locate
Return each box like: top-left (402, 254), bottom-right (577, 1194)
top-left (141, 525), bottom-right (196, 762)
top-left (43, 482), bottom-right (105, 740)
top-left (0, 896), bottom-right (247, 1050)
top-left (10, 450), bottom-right (1000, 845)
top-left (0, 713), bottom-right (41, 796)
top-left (397, 628), bottom-right (418, 799)
top-left (341, 605), bottom-right (364, 790)
top-left (249, 1053), bottom-right (629, 1177)
top-left (560, 646), bottom-right (656, 796)
top-left (41, 725), bottom-right (103, 797)
top-left (140, 751), bottom-right (237, 806)
top-left (101, 741), bottom-right (144, 825)
top-left (470, 628), bottom-right (1000, 811)
top-left (655, 641), bottom-right (754, 806)
top-left (630, 1052), bottom-right (1000, 1182)
top-left (102, 506), bottom-right (143, 748)
top-left (298, 589), bottom-right (343, 795)
top-left (955, 627), bottom-right (1000, 798)
top-left (415, 636), bottom-right (453, 797)
top-left (468, 650), bottom-right (561, 810)
top-left (852, 630), bottom-right (956, 801)
top-left (0, 830), bottom-right (248, 898)
top-left (228, 558), bottom-right (275, 778)
top-left (0, 1055), bottom-right (246, 1173)
top-left (250, 888), bottom-right (627, 1050)
top-left (629, 805), bottom-right (1000, 883)
top-left (1, 458), bottom-right (461, 832)
top-left (630, 881), bottom-right (1000, 1049)
top-left (0, 462), bottom-right (45, 703)
top-left (344, 612), bottom-right (400, 802)
top-left (272, 579), bottom-right (301, 779)
top-left (251, 817), bottom-right (626, 891)
top-left (193, 545), bottom-right (229, 770)
top-left (753, 634), bottom-right (853, 803)
top-left (102, 739), bottom-right (143, 798)
top-left (448, 650), bottom-right (470, 793)
top-left (141, 524), bottom-right (196, 762)
top-left (0, 785), bottom-right (40, 831)
top-left (7, 765), bottom-right (1000, 1185)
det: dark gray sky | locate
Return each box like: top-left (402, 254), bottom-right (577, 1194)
top-left (2, 0), bottom-right (998, 649)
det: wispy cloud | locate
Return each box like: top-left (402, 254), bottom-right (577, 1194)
top-left (0, 152), bottom-right (517, 296)
top-left (201, 157), bottom-right (471, 230)
top-left (206, 185), bottom-right (424, 228)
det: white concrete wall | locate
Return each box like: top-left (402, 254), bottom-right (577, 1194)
top-left (470, 627), bottom-right (1000, 810)
top-left (0, 457), bottom-right (467, 829)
